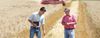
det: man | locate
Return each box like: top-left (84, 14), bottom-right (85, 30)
top-left (28, 7), bottom-right (46, 38)
top-left (61, 8), bottom-right (77, 38)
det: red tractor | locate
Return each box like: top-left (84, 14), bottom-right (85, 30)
top-left (41, 0), bottom-right (66, 6)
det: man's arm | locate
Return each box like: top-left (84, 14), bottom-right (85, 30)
top-left (41, 16), bottom-right (45, 36)
top-left (66, 22), bottom-right (76, 25)
top-left (28, 19), bottom-right (37, 27)
top-left (28, 19), bottom-right (33, 25)
top-left (41, 24), bottom-right (45, 35)
top-left (62, 16), bottom-right (69, 25)
top-left (28, 14), bottom-right (37, 27)
top-left (66, 15), bottom-right (77, 25)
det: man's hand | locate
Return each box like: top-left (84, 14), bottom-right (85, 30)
top-left (32, 23), bottom-right (37, 27)
top-left (43, 30), bottom-right (45, 36)
top-left (66, 22), bottom-right (76, 25)
top-left (42, 24), bottom-right (45, 36)
top-left (28, 19), bottom-right (37, 27)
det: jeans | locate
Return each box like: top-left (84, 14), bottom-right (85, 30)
top-left (30, 26), bottom-right (41, 38)
top-left (64, 29), bottom-right (75, 38)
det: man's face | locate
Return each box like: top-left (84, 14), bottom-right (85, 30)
top-left (65, 11), bottom-right (70, 15)
top-left (40, 11), bottom-right (46, 15)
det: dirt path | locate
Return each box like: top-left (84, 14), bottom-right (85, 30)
top-left (44, 18), bottom-right (64, 38)
top-left (75, 2), bottom-right (89, 38)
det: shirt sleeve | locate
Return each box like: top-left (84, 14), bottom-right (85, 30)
top-left (72, 15), bottom-right (77, 23)
top-left (42, 17), bottom-right (45, 24)
top-left (42, 18), bottom-right (45, 24)
top-left (28, 14), bottom-right (34, 22)
top-left (41, 16), bottom-right (45, 25)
